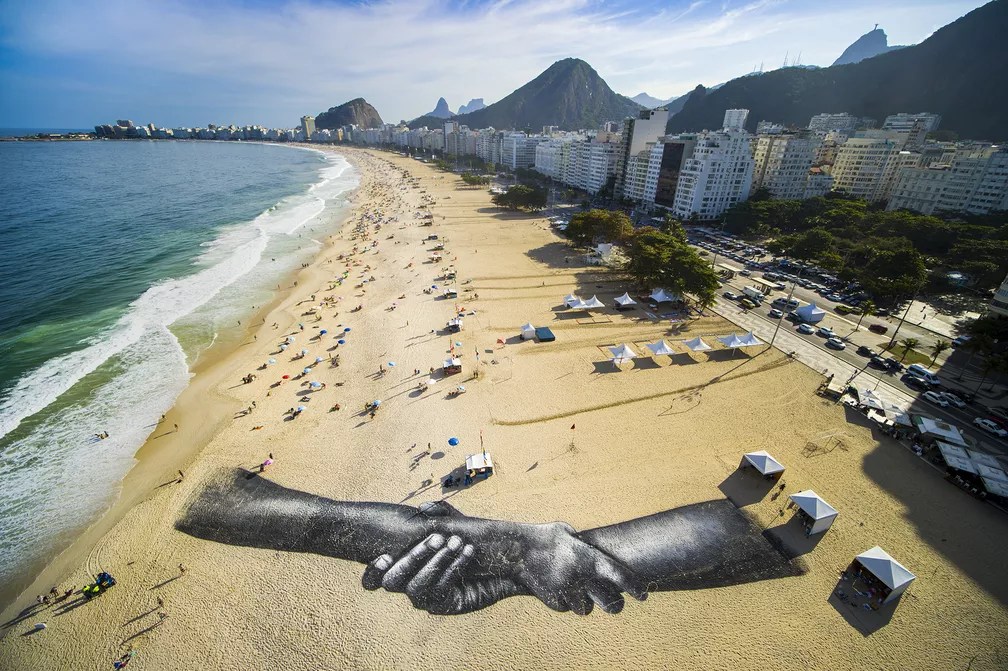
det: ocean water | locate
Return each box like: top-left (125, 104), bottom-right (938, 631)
top-left (0, 140), bottom-right (358, 600)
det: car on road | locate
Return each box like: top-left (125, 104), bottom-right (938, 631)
top-left (797, 323), bottom-right (815, 335)
top-left (739, 269), bottom-right (751, 276)
top-left (826, 337), bottom-right (846, 350)
top-left (856, 345), bottom-right (873, 357)
top-left (816, 326), bottom-right (835, 338)
top-left (723, 291), bottom-right (739, 300)
top-left (974, 417), bottom-right (1008, 438)
top-left (922, 391), bottom-right (949, 407)
top-left (868, 324), bottom-right (889, 334)
top-left (835, 304), bottom-right (862, 315)
top-left (938, 392), bottom-right (966, 408)
top-left (768, 308), bottom-right (783, 319)
top-left (952, 335), bottom-right (971, 347)
top-left (885, 358), bottom-right (904, 373)
top-left (740, 298), bottom-right (758, 309)
top-left (869, 354), bottom-right (888, 369)
top-left (825, 293), bottom-right (843, 302)
top-left (903, 374), bottom-right (930, 390)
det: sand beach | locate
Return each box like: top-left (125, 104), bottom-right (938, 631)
top-left (1, 148), bottom-right (1006, 671)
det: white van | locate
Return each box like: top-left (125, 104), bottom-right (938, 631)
top-left (907, 364), bottom-right (941, 387)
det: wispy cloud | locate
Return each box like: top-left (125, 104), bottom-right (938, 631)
top-left (0, 0), bottom-right (987, 127)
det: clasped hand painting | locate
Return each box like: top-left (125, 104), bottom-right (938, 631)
top-left (176, 469), bottom-right (802, 616)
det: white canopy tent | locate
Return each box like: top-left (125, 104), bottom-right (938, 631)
top-left (796, 302), bottom-right (826, 324)
top-left (614, 292), bottom-right (637, 309)
top-left (913, 416), bottom-right (968, 447)
top-left (564, 294), bottom-right (581, 308)
top-left (741, 450), bottom-right (785, 476)
top-left (580, 295), bottom-right (606, 310)
top-left (980, 475), bottom-right (1008, 498)
top-left (854, 546), bottom-right (916, 604)
top-left (683, 336), bottom-right (712, 352)
top-left (609, 343), bottom-right (637, 367)
top-left (966, 449), bottom-right (1000, 469)
top-left (646, 340), bottom-right (677, 358)
top-left (649, 288), bottom-right (680, 304)
top-left (466, 452), bottom-right (494, 472)
top-left (520, 322), bottom-right (536, 340)
top-left (859, 388), bottom-right (886, 411)
top-left (788, 490), bottom-right (838, 535)
top-left (936, 442), bottom-right (977, 474)
top-left (737, 332), bottom-right (762, 347)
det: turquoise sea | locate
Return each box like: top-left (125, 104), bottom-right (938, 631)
top-left (0, 140), bottom-right (358, 603)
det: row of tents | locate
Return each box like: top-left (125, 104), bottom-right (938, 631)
top-left (607, 333), bottom-right (764, 366)
top-left (564, 288), bottom-right (683, 312)
top-left (740, 450), bottom-right (916, 605)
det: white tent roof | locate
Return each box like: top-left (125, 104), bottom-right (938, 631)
top-left (718, 334), bottom-right (746, 349)
top-left (466, 452), bottom-right (494, 471)
top-left (609, 343), bottom-right (637, 364)
top-left (937, 441), bottom-right (977, 474)
top-left (966, 449), bottom-right (1000, 469)
top-left (981, 476), bottom-right (1008, 498)
top-left (615, 292), bottom-right (637, 306)
top-left (789, 490), bottom-right (838, 521)
top-left (520, 322), bottom-right (536, 332)
top-left (743, 450), bottom-right (785, 475)
top-left (796, 302), bottom-right (826, 319)
top-left (737, 331), bottom-right (762, 347)
top-left (860, 388), bottom-right (886, 410)
top-left (646, 340), bottom-right (677, 357)
top-left (649, 288), bottom-right (676, 303)
top-left (855, 546), bottom-right (916, 591)
top-left (581, 295), bottom-right (606, 310)
top-left (443, 358), bottom-right (461, 368)
top-left (564, 294), bottom-right (580, 307)
top-left (913, 416), bottom-right (967, 446)
top-left (683, 336), bottom-right (712, 352)
top-left (976, 463), bottom-right (1008, 484)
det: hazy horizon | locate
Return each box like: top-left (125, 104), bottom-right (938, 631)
top-left (0, 0), bottom-right (989, 129)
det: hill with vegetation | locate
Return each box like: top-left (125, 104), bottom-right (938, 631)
top-left (315, 98), bottom-right (384, 130)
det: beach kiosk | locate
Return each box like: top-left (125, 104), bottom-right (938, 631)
top-left (443, 358), bottom-right (462, 376)
top-left (788, 490), bottom-right (838, 535)
top-left (465, 452), bottom-right (495, 481)
top-left (520, 322), bottom-right (536, 340)
top-left (850, 546), bottom-right (916, 605)
top-left (442, 287), bottom-right (457, 299)
top-left (447, 317), bottom-right (463, 333)
top-left (740, 450), bottom-right (785, 479)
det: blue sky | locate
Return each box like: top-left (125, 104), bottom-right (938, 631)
top-left (0, 0), bottom-right (989, 129)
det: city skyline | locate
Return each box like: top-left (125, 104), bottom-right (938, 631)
top-left (0, 0), bottom-right (988, 129)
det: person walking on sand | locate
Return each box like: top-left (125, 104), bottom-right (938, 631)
top-left (178, 563), bottom-right (186, 576)
top-left (174, 423), bottom-right (179, 432)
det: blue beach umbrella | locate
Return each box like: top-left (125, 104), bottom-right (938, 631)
top-left (337, 339), bottom-right (346, 345)
top-left (387, 361), bottom-right (396, 367)
top-left (309, 381), bottom-right (322, 388)
top-left (303, 367), bottom-right (312, 374)
top-left (301, 349), bottom-right (309, 355)
top-left (344, 327), bottom-right (352, 333)
top-left (296, 406), bottom-right (306, 412)
top-left (454, 341), bottom-right (463, 347)
top-left (320, 329), bottom-right (328, 335)
top-left (268, 358), bottom-right (276, 365)
top-left (448, 437), bottom-right (459, 446)
top-left (315, 356), bottom-right (324, 363)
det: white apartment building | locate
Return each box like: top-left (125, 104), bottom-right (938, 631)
top-left (672, 130), bottom-right (754, 220)
top-left (887, 146), bottom-right (1008, 215)
top-left (476, 130), bottom-right (502, 165)
top-left (830, 136), bottom-right (920, 201)
top-left (882, 112), bottom-right (942, 134)
top-left (808, 112), bottom-right (860, 134)
top-left (723, 109), bottom-right (749, 131)
top-left (804, 167), bottom-right (834, 198)
top-left (622, 145), bottom-right (655, 203)
top-left (990, 273), bottom-right (1008, 318)
top-left (751, 134), bottom-right (821, 199)
top-left (500, 132), bottom-right (544, 170)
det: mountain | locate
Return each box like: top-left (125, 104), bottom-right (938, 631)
top-left (832, 27), bottom-right (905, 66)
top-left (631, 92), bottom-right (668, 108)
top-left (457, 98), bottom-right (485, 115)
top-left (667, 1), bottom-right (1008, 140)
top-left (315, 98), bottom-right (383, 130)
top-left (409, 58), bottom-right (643, 131)
top-left (426, 97), bottom-right (454, 119)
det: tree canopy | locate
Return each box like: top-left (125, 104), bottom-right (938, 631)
top-left (490, 185), bottom-right (547, 211)
top-left (564, 209), bottom-right (633, 246)
top-left (622, 226), bottom-right (719, 308)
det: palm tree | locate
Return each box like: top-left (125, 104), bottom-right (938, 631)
top-left (855, 300), bottom-right (876, 330)
top-left (898, 337), bottom-right (920, 363)
top-left (975, 355), bottom-right (1005, 393)
top-left (929, 340), bottom-right (950, 368)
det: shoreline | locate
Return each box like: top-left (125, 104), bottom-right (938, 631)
top-left (0, 145), bottom-right (360, 619)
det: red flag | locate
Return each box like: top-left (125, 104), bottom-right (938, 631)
top-left (570, 424), bottom-right (576, 430)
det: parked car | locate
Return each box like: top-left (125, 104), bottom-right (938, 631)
top-left (922, 391), bottom-right (949, 407)
top-left (906, 364), bottom-right (941, 387)
top-left (903, 374), bottom-right (930, 390)
top-left (952, 335), bottom-right (971, 347)
top-left (739, 269), bottom-right (752, 276)
top-left (826, 337), bottom-right (846, 350)
top-left (797, 323), bottom-right (815, 335)
top-left (768, 308), bottom-right (783, 319)
top-left (835, 304), bottom-right (862, 315)
top-left (816, 326), bottom-right (836, 338)
top-left (856, 345), bottom-right (873, 357)
top-left (869, 324), bottom-right (889, 335)
top-left (938, 392), bottom-right (966, 408)
top-left (740, 298), bottom-right (758, 309)
top-left (974, 417), bottom-right (1008, 438)
top-left (723, 291), bottom-right (739, 300)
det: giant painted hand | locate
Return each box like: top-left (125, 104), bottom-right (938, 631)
top-left (361, 502), bottom-right (648, 615)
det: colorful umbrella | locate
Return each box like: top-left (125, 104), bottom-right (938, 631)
top-left (337, 339), bottom-right (346, 345)
top-left (303, 367), bottom-right (312, 374)
top-left (448, 437), bottom-right (459, 446)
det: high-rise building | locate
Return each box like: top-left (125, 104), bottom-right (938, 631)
top-left (882, 112), bottom-right (942, 134)
top-left (887, 146), bottom-right (1008, 215)
top-left (990, 273), bottom-right (1008, 318)
top-left (614, 107), bottom-right (670, 198)
top-left (830, 136), bottom-right (920, 201)
top-left (807, 112), bottom-right (860, 134)
top-left (301, 115), bottom-right (316, 139)
top-left (500, 132), bottom-right (545, 170)
top-left (751, 133), bottom-right (821, 199)
top-left (756, 121), bottom-right (785, 135)
top-left (672, 130), bottom-right (754, 220)
top-left (643, 136), bottom-right (697, 208)
top-left (722, 109), bottom-right (749, 131)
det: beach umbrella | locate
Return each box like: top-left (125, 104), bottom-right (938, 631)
top-left (303, 367), bottom-right (312, 374)
top-left (448, 437), bottom-right (460, 446)
top-left (645, 340), bottom-right (676, 357)
top-left (280, 344), bottom-right (288, 351)
top-left (296, 406), bottom-right (306, 412)
top-left (309, 381), bottom-right (322, 388)
top-left (426, 378), bottom-right (438, 386)
top-left (320, 329), bottom-right (328, 335)
top-left (373, 399), bottom-right (381, 406)
top-left (282, 374), bottom-right (290, 379)
top-left (343, 327), bottom-right (352, 332)
top-left (387, 361), bottom-right (396, 367)
top-left (338, 339), bottom-right (346, 345)
top-left (263, 458), bottom-right (273, 467)
top-left (301, 349), bottom-right (309, 355)
top-left (315, 356), bottom-right (324, 363)
top-left (609, 343), bottom-right (638, 366)
top-left (268, 358), bottom-right (276, 364)
top-left (454, 341), bottom-right (463, 348)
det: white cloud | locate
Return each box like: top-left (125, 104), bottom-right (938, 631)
top-left (0, 0), bottom-right (988, 127)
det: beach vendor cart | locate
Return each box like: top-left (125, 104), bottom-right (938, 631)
top-left (443, 358), bottom-right (462, 376)
top-left (465, 452), bottom-right (494, 482)
top-left (447, 317), bottom-right (464, 333)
